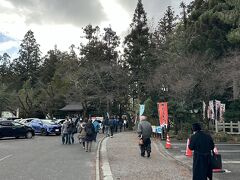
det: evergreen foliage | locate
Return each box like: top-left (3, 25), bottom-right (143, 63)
top-left (0, 0), bottom-right (240, 130)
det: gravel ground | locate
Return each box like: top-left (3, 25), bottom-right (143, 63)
top-left (106, 132), bottom-right (192, 180)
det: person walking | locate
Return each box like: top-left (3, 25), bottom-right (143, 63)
top-left (114, 116), bottom-right (118, 132)
top-left (92, 119), bottom-right (100, 142)
top-left (103, 117), bottom-right (110, 137)
top-left (67, 118), bottom-right (75, 144)
top-left (84, 119), bottom-right (95, 152)
top-left (102, 120), bottom-right (105, 134)
top-left (123, 117), bottom-right (127, 131)
top-left (109, 116), bottom-right (115, 138)
top-left (77, 120), bottom-right (87, 149)
top-left (61, 118), bottom-right (69, 144)
top-left (137, 114), bottom-right (152, 158)
top-left (118, 117), bottom-right (123, 132)
top-left (189, 123), bottom-right (215, 180)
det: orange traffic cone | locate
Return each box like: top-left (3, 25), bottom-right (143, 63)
top-left (165, 134), bottom-right (171, 149)
top-left (212, 146), bottom-right (224, 173)
top-left (185, 138), bottom-right (193, 157)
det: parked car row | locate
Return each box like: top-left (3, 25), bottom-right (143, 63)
top-left (29, 119), bottom-right (61, 136)
top-left (0, 118), bottom-right (62, 139)
top-left (0, 120), bottom-right (35, 139)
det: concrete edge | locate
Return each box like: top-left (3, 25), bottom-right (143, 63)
top-left (158, 141), bottom-right (192, 171)
top-left (101, 137), bottom-right (113, 180)
top-left (96, 136), bottom-right (106, 180)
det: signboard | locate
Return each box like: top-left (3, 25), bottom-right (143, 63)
top-left (152, 126), bottom-right (156, 133)
top-left (156, 126), bottom-right (162, 134)
top-left (139, 104), bottom-right (145, 116)
top-left (157, 102), bottom-right (169, 126)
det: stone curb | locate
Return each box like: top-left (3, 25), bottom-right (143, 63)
top-left (96, 136), bottom-right (106, 180)
top-left (157, 141), bottom-right (192, 171)
top-left (101, 137), bottom-right (113, 180)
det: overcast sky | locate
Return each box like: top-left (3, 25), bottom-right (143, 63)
top-left (0, 0), bottom-right (192, 58)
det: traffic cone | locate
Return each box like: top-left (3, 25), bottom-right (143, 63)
top-left (165, 134), bottom-right (171, 149)
top-left (185, 138), bottom-right (193, 157)
top-left (212, 146), bottom-right (225, 173)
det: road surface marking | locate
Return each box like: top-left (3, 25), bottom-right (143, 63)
top-left (224, 169), bottom-right (231, 173)
top-left (173, 143), bottom-right (240, 146)
top-left (223, 161), bottom-right (240, 164)
top-left (216, 144), bottom-right (240, 146)
top-left (0, 155), bottom-right (12, 162)
top-left (180, 150), bottom-right (240, 153)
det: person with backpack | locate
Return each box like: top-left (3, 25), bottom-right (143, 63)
top-left (92, 119), bottom-right (100, 142)
top-left (84, 119), bottom-right (95, 152)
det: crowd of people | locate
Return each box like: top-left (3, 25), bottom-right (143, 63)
top-left (61, 115), bottom-right (129, 152)
top-left (102, 115), bottom-right (129, 137)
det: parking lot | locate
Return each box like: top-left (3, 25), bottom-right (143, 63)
top-left (0, 135), bottom-right (97, 180)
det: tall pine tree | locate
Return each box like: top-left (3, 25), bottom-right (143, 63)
top-left (14, 30), bottom-right (41, 86)
top-left (124, 0), bottom-right (151, 103)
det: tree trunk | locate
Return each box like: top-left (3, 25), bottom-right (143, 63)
top-left (233, 74), bottom-right (240, 100)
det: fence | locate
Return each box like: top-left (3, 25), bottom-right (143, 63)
top-left (216, 121), bottom-right (240, 134)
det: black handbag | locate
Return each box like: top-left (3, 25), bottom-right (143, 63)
top-left (211, 151), bottom-right (222, 169)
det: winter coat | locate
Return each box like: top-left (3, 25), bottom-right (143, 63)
top-left (67, 121), bottom-right (77, 134)
top-left (109, 118), bottom-right (115, 127)
top-left (84, 122), bottom-right (95, 142)
top-left (62, 121), bottom-right (69, 134)
top-left (93, 121), bottom-right (100, 133)
top-left (118, 119), bottom-right (123, 126)
top-left (189, 131), bottom-right (215, 180)
top-left (78, 122), bottom-right (87, 139)
top-left (137, 120), bottom-right (152, 139)
top-left (103, 118), bottom-right (109, 126)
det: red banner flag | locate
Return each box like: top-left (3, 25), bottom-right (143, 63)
top-left (157, 102), bottom-right (168, 126)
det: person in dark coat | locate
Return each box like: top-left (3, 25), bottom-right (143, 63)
top-left (189, 123), bottom-right (215, 180)
top-left (103, 117), bottom-right (110, 137)
top-left (109, 116), bottom-right (115, 137)
top-left (67, 118), bottom-right (75, 144)
top-left (118, 117), bottom-right (123, 132)
top-left (84, 119), bottom-right (95, 152)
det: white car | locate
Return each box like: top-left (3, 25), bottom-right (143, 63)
top-left (20, 118), bottom-right (39, 125)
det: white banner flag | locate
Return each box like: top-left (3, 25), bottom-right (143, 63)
top-left (208, 100), bottom-right (215, 120)
top-left (215, 100), bottom-right (221, 121)
top-left (203, 101), bottom-right (206, 119)
top-left (220, 104), bottom-right (225, 122)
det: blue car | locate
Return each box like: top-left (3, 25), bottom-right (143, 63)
top-left (28, 119), bottom-right (61, 136)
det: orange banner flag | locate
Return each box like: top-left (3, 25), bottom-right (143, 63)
top-left (157, 102), bottom-right (168, 126)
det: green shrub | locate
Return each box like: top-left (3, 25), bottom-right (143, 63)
top-left (213, 132), bottom-right (228, 142)
top-left (176, 131), bottom-right (189, 140)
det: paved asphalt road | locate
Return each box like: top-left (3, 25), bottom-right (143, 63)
top-left (0, 135), bottom-right (97, 180)
top-left (170, 142), bottom-right (240, 180)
